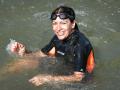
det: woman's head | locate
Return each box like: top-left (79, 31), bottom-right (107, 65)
top-left (50, 6), bottom-right (77, 40)
top-left (50, 6), bottom-right (75, 22)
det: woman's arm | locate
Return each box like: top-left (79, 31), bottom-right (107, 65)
top-left (29, 71), bottom-right (84, 86)
top-left (9, 41), bottom-right (55, 58)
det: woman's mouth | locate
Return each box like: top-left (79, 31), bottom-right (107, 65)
top-left (57, 31), bottom-right (64, 36)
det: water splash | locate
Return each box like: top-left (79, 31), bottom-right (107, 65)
top-left (6, 39), bottom-right (17, 56)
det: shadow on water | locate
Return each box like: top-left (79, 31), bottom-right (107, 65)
top-left (0, 0), bottom-right (120, 90)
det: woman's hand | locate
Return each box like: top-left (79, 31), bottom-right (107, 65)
top-left (29, 75), bottom-right (52, 86)
top-left (10, 42), bottom-right (26, 56)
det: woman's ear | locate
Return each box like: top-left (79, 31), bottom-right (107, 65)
top-left (72, 20), bottom-right (76, 29)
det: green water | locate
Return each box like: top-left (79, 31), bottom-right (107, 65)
top-left (0, 0), bottom-right (120, 90)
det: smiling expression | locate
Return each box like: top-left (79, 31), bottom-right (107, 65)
top-left (52, 17), bottom-right (75, 40)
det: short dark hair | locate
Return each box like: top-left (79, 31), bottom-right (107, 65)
top-left (50, 6), bottom-right (75, 22)
top-left (51, 6), bottom-right (79, 30)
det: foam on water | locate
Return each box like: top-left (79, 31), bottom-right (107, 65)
top-left (6, 39), bottom-right (17, 57)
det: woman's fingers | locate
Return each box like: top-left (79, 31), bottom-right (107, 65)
top-left (18, 43), bottom-right (24, 48)
top-left (18, 44), bottom-right (26, 56)
top-left (28, 75), bottom-right (49, 86)
top-left (10, 42), bottom-right (26, 56)
top-left (29, 76), bottom-right (42, 86)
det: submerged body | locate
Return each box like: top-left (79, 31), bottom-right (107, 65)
top-left (4, 6), bottom-right (95, 86)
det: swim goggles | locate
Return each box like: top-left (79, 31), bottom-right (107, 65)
top-left (50, 13), bottom-right (74, 20)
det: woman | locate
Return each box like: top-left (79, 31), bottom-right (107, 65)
top-left (10, 6), bottom-right (95, 86)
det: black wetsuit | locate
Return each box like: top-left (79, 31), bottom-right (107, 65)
top-left (41, 29), bottom-right (94, 73)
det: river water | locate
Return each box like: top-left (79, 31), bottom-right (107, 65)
top-left (0, 0), bottom-right (120, 90)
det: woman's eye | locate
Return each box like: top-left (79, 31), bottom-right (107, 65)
top-left (52, 22), bottom-right (57, 25)
top-left (61, 22), bottom-right (67, 24)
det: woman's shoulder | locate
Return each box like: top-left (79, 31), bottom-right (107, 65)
top-left (77, 31), bottom-right (91, 47)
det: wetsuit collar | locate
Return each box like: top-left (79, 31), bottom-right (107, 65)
top-left (63, 29), bottom-right (79, 42)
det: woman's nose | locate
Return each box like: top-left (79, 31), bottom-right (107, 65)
top-left (56, 23), bottom-right (62, 31)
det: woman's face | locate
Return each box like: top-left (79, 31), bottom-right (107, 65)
top-left (52, 17), bottom-right (75, 40)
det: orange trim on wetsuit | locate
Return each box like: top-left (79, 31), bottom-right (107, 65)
top-left (86, 50), bottom-right (95, 73)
